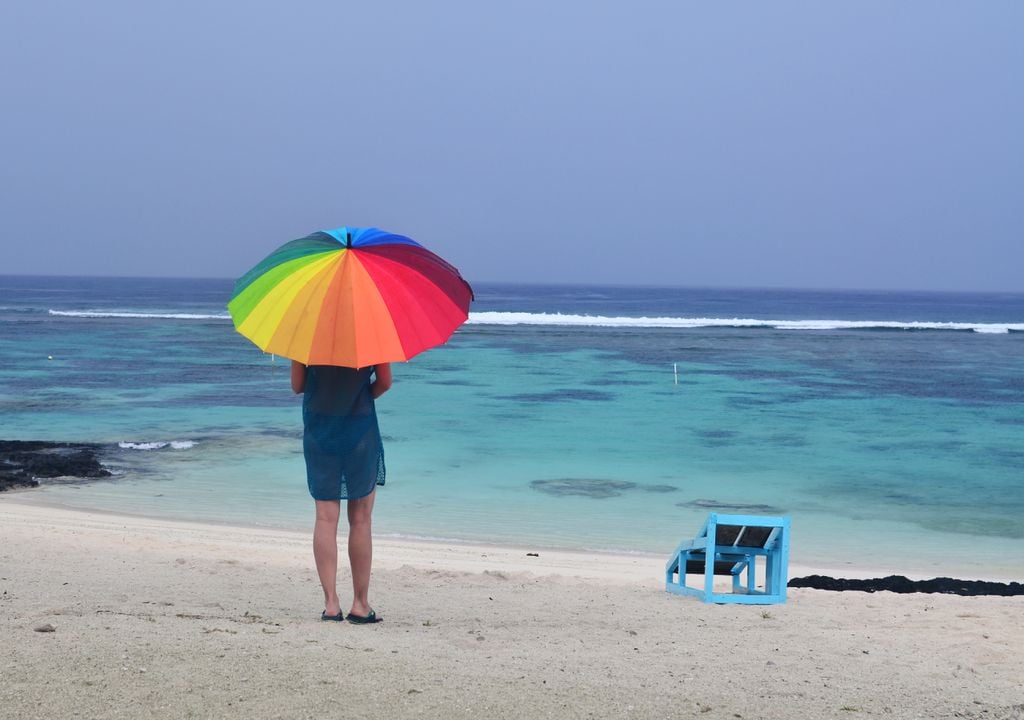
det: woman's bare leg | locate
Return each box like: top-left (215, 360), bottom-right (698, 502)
top-left (313, 500), bottom-right (342, 616)
top-left (346, 490), bottom-right (376, 617)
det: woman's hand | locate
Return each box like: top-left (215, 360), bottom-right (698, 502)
top-left (291, 360), bottom-right (306, 394)
top-left (372, 363), bottom-right (392, 399)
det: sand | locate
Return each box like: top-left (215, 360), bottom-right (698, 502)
top-left (1, 499), bottom-right (1022, 720)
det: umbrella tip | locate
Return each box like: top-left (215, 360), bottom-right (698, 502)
top-left (346, 232), bottom-right (352, 249)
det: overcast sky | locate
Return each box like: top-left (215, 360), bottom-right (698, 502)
top-left (2, 1), bottom-right (1022, 291)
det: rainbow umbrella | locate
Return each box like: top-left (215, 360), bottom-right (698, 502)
top-left (228, 227), bottom-right (473, 367)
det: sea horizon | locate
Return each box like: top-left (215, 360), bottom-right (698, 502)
top-left (5, 272), bottom-right (1024, 297)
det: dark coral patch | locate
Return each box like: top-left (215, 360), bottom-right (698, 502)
top-left (499, 389), bottom-right (613, 403)
top-left (531, 478), bottom-right (637, 499)
top-left (696, 429), bottom-right (738, 439)
top-left (695, 429), bottom-right (739, 447)
top-left (677, 498), bottom-right (786, 514)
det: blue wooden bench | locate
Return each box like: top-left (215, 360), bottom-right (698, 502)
top-left (665, 513), bottom-right (791, 604)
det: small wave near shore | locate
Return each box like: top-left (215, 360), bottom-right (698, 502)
top-left (118, 441), bottom-right (196, 451)
top-left (49, 310), bottom-right (228, 320)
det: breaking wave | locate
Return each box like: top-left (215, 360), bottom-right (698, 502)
top-left (47, 308), bottom-right (1023, 334)
top-left (467, 312), bottom-right (1024, 334)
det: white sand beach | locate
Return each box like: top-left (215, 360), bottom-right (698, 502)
top-left (1, 499), bottom-right (1022, 720)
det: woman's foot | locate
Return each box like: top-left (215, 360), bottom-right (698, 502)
top-left (348, 599), bottom-right (372, 618)
top-left (323, 594), bottom-right (341, 619)
top-left (322, 595), bottom-right (344, 621)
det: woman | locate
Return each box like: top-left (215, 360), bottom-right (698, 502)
top-left (291, 360), bottom-right (392, 624)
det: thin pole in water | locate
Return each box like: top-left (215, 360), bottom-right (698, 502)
top-left (674, 363), bottom-right (678, 385)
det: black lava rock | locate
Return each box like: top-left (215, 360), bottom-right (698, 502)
top-left (0, 440), bottom-right (111, 492)
top-left (788, 574), bottom-right (1024, 597)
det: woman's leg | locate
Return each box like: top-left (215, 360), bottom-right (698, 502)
top-left (313, 500), bottom-right (342, 616)
top-left (346, 490), bottom-right (376, 616)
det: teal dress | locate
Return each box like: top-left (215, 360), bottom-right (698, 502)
top-left (302, 365), bottom-right (385, 501)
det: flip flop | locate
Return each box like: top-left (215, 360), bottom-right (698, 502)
top-left (321, 610), bottom-right (345, 622)
top-left (346, 609), bottom-right (382, 624)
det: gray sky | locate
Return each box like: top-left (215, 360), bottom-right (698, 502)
top-left (2, 1), bottom-right (1022, 291)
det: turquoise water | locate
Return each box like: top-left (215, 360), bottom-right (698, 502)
top-left (2, 277), bottom-right (1023, 578)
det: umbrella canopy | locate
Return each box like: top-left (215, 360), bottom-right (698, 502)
top-left (228, 227), bottom-right (473, 367)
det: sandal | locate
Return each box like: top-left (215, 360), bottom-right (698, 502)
top-left (346, 609), bottom-right (382, 624)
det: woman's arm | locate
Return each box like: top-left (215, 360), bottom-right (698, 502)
top-left (371, 363), bottom-right (392, 399)
top-left (291, 361), bottom-right (306, 394)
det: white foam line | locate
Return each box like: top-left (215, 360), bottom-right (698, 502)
top-left (45, 309), bottom-right (1024, 334)
top-left (467, 312), bottom-right (1024, 334)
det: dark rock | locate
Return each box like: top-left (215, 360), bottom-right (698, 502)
top-left (0, 440), bottom-right (111, 492)
top-left (788, 574), bottom-right (1024, 597)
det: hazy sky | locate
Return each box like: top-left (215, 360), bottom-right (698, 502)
top-left (2, 2), bottom-right (1022, 291)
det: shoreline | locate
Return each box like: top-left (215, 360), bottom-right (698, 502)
top-left (4, 490), bottom-right (1021, 584)
top-left (4, 495), bottom-right (1023, 590)
top-left (0, 500), bottom-right (664, 586)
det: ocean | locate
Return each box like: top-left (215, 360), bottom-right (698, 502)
top-left (1, 275), bottom-right (1022, 578)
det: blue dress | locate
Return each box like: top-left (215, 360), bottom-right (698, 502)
top-left (302, 365), bottom-right (385, 501)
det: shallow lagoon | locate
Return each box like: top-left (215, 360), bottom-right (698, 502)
top-left (2, 277), bottom-right (1023, 578)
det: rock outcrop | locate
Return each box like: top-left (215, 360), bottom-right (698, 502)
top-left (788, 574), bottom-right (1024, 597)
top-left (0, 440), bottom-right (111, 492)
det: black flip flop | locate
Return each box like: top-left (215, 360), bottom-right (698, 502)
top-left (321, 610), bottom-right (345, 622)
top-left (346, 609), bottom-right (382, 624)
